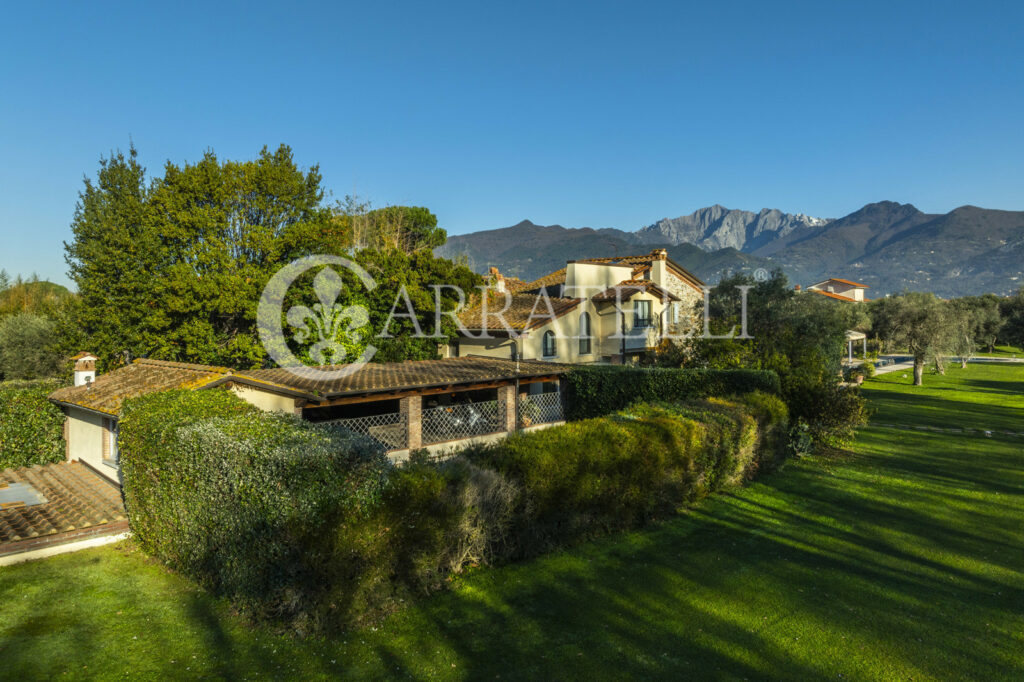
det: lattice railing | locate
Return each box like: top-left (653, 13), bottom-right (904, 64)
top-left (325, 411), bottom-right (407, 451)
top-left (422, 400), bottom-right (504, 445)
top-left (517, 392), bottom-right (563, 427)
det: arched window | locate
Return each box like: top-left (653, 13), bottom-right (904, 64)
top-left (542, 330), bottom-right (557, 358)
top-left (578, 312), bottom-right (592, 355)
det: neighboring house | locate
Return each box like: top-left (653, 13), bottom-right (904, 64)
top-left (449, 249), bottom-right (705, 364)
top-left (806, 278), bottom-right (870, 302)
top-left (803, 278), bottom-right (870, 361)
top-left (49, 355), bottom-right (571, 483)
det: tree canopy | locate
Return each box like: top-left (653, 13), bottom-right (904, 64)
top-left (63, 144), bottom-right (470, 369)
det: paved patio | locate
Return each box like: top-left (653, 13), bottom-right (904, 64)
top-left (0, 462), bottom-right (127, 561)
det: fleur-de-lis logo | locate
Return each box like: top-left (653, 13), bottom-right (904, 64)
top-left (285, 267), bottom-right (370, 365)
top-left (258, 255), bottom-right (378, 381)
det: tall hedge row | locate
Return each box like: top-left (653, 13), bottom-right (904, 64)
top-left (119, 387), bottom-right (787, 633)
top-left (563, 365), bottom-right (781, 420)
top-left (464, 393), bottom-right (786, 558)
top-left (0, 380), bottom-right (65, 469)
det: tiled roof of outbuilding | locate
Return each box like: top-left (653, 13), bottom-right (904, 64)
top-left (49, 356), bottom-right (573, 414)
top-left (234, 356), bottom-right (571, 400)
top-left (0, 462), bottom-right (126, 547)
top-left (49, 358), bottom-right (228, 416)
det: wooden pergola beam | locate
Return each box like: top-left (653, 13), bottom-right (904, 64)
top-left (303, 375), bottom-right (563, 410)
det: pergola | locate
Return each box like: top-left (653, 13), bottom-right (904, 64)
top-left (845, 330), bottom-right (867, 363)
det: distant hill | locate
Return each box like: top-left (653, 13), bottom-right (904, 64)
top-left (635, 204), bottom-right (830, 253)
top-left (436, 220), bottom-right (775, 284)
top-left (438, 203), bottom-right (1024, 296)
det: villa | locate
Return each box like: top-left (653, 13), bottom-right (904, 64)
top-left (446, 248), bottom-right (705, 364)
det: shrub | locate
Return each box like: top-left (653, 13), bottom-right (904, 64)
top-left (563, 365), bottom-right (781, 420)
top-left (466, 398), bottom-right (786, 558)
top-left (785, 381), bottom-right (868, 451)
top-left (120, 389), bottom-right (787, 633)
top-left (0, 379), bottom-right (65, 468)
top-left (119, 389), bottom-right (392, 632)
top-left (860, 362), bottom-right (876, 379)
top-left (735, 390), bottom-right (790, 470)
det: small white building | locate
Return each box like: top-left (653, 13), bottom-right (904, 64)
top-left (806, 278), bottom-right (870, 302)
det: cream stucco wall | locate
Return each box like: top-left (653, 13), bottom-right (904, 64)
top-left (230, 385), bottom-right (301, 414)
top-left (563, 262), bottom-right (633, 298)
top-left (65, 407), bottom-right (119, 484)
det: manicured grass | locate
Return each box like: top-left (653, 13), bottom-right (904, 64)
top-left (977, 344), bottom-right (1023, 358)
top-left (2, 368), bottom-right (1022, 680)
top-left (862, 361), bottom-right (1024, 432)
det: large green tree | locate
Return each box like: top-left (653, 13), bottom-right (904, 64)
top-left (65, 146), bottom-right (161, 367)
top-left (147, 145), bottom-right (335, 366)
top-left (64, 144), bottom-right (470, 369)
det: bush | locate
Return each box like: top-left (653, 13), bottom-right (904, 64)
top-left (0, 380), bottom-right (65, 468)
top-left (120, 390), bottom-right (392, 632)
top-left (121, 390), bottom-right (787, 633)
top-left (563, 365), bottom-right (781, 420)
top-left (466, 397), bottom-right (787, 558)
top-left (785, 381), bottom-right (868, 451)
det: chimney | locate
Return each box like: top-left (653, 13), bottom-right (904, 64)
top-left (650, 248), bottom-right (668, 261)
top-left (489, 266), bottom-right (506, 293)
top-left (72, 353), bottom-right (99, 387)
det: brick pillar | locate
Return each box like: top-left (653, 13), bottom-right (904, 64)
top-left (501, 383), bottom-right (517, 432)
top-left (401, 396), bottom-right (422, 450)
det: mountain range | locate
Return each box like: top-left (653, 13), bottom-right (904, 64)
top-left (435, 202), bottom-right (1024, 297)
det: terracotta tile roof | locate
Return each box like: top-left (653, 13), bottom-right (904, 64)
top-left (517, 268), bottom-right (566, 294)
top-left (828, 277), bottom-right (869, 288)
top-left (503, 276), bottom-right (529, 293)
top-left (592, 279), bottom-right (681, 302)
top-left (457, 292), bottom-right (581, 331)
top-left (234, 357), bottom-right (572, 400)
top-left (49, 358), bottom-right (229, 416)
top-left (48, 354), bottom-right (575, 414)
top-left (0, 462), bottom-right (126, 546)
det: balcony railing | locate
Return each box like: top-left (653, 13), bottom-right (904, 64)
top-left (422, 400), bottom-right (505, 445)
top-left (622, 325), bottom-right (660, 351)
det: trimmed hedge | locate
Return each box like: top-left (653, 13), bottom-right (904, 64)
top-left (466, 392), bottom-right (787, 557)
top-left (0, 380), bottom-right (65, 469)
top-left (119, 390), bottom-right (392, 632)
top-left (119, 388), bottom-right (787, 633)
top-left (563, 365), bottom-right (781, 420)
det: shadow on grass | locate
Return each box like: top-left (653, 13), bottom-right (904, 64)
top-left (862, 388), bottom-right (1024, 432)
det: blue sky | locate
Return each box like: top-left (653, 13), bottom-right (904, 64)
top-left (2, 1), bottom-right (1022, 286)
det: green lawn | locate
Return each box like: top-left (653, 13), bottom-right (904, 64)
top-left (864, 361), bottom-right (1024, 432)
top-left (977, 344), bottom-right (1023, 358)
top-left (2, 365), bottom-right (1022, 680)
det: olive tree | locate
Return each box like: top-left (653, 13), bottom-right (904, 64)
top-left (870, 292), bottom-right (954, 385)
